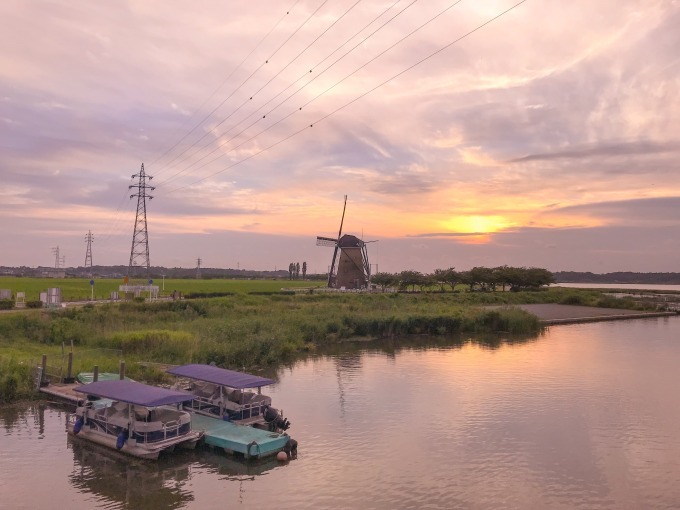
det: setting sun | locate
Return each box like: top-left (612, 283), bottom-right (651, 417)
top-left (442, 215), bottom-right (513, 234)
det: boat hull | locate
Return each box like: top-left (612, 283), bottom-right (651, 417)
top-left (67, 423), bottom-right (201, 460)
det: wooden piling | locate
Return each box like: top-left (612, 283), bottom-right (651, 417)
top-left (40, 354), bottom-right (47, 387)
top-left (66, 352), bottom-right (73, 383)
top-left (119, 360), bottom-right (126, 380)
top-left (93, 365), bottom-right (99, 382)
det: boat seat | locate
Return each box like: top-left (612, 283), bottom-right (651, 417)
top-left (192, 381), bottom-right (219, 400)
top-left (227, 389), bottom-right (242, 403)
top-left (133, 407), bottom-right (150, 421)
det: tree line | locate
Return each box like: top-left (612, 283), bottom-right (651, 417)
top-left (371, 266), bottom-right (554, 292)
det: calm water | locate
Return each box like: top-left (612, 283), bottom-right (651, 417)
top-left (2, 318), bottom-right (680, 509)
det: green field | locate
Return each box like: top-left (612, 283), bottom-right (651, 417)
top-left (0, 276), bottom-right (323, 302)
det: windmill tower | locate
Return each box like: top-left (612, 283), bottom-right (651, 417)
top-left (316, 196), bottom-right (373, 289)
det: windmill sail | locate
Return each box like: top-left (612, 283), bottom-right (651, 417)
top-left (316, 236), bottom-right (337, 247)
top-left (326, 195), bottom-right (347, 287)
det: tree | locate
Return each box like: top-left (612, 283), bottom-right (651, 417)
top-left (458, 270), bottom-right (474, 291)
top-left (468, 266), bottom-right (496, 291)
top-left (302, 261), bottom-right (307, 279)
top-left (288, 263), bottom-right (294, 280)
top-left (399, 270), bottom-right (426, 292)
top-left (432, 268), bottom-right (449, 292)
top-left (295, 262), bottom-right (300, 279)
top-left (433, 267), bottom-right (460, 292)
top-left (371, 272), bottom-right (396, 292)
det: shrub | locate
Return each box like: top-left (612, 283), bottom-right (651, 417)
top-left (0, 359), bottom-right (34, 403)
top-left (560, 294), bottom-right (584, 306)
top-left (26, 301), bottom-right (43, 309)
top-left (0, 300), bottom-right (13, 310)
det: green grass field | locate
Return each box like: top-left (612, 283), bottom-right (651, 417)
top-left (0, 276), bottom-right (323, 302)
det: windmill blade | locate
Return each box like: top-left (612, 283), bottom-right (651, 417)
top-left (362, 243), bottom-right (371, 279)
top-left (328, 244), bottom-right (340, 287)
top-left (316, 236), bottom-right (337, 247)
top-left (336, 195), bottom-right (347, 241)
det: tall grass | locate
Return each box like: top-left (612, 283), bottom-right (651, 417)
top-left (0, 287), bottom-right (642, 402)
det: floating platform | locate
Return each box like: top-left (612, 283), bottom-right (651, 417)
top-left (190, 413), bottom-right (290, 459)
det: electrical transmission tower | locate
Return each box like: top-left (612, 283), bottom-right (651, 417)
top-left (196, 258), bottom-right (202, 279)
top-left (128, 163), bottom-right (154, 277)
top-left (52, 246), bottom-right (65, 268)
top-left (84, 230), bottom-right (94, 268)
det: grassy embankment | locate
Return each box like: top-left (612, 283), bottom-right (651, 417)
top-left (0, 285), bottom-right (650, 402)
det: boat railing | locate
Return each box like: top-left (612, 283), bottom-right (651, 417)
top-left (187, 396), bottom-right (216, 413)
top-left (236, 401), bottom-right (268, 420)
top-left (133, 417), bottom-right (185, 444)
top-left (161, 419), bottom-right (182, 440)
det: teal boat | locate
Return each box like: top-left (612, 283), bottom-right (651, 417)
top-left (76, 372), bottom-right (133, 384)
top-left (167, 364), bottom-right (297, 459)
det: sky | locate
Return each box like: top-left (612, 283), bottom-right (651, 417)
top-left (1, 0), bottom-right (679, 274)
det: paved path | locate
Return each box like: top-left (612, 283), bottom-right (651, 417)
top-left (488, 303), bottom-right (677, 324)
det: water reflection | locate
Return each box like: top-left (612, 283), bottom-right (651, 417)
top-left (304, 331), bottom-right (542, 359)
top-left (0, 402), bottom-right (46, 435)
top-left (68, 436), bottom-right (194, 509)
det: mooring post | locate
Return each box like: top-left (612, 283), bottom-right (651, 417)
top-left (93, 365), bottom-right (99, 382)
top-left (40, 354), bottom-right (47, 387)
top-left (119, 360), bottom-right (126, 380)
top-left (66, 352), bottom-right (73, 382)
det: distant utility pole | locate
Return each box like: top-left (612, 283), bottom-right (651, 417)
top-left (128, 163), bottom-right (154, 277)
top-left (196, 258), bottom-right (202, 279)
top-left (84, 230), bottom-right (94, 268)
top-left (52, 246), bottom-right (65, 268)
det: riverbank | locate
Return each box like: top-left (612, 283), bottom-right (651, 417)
top-left (0, 287), bottom-right (668, 403)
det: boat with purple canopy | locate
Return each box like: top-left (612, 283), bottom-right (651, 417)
top-left (167, 364), bottom-right (291, 432)
top-left (67, 380), bottom-right (203, 460)
top-left (167, 364), bottom-right (297, 459)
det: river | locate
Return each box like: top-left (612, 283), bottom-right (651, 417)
top-left (2, 317), bottom-right (680, 509)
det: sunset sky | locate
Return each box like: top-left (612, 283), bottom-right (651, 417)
top-left (1, 0), bottom-right (679, 273)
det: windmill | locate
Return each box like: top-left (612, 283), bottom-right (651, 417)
top-left (316, 195), bottom-right (374, 289)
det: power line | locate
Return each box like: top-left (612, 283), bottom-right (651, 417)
top-left (159, 0), bottom-right (529, 195)
top-left (150, 0), bottom-right (328, 178)
top-left (154, 0), bottom-right (367, 186)
top-left (155, 0), bottom-right (417, 189)
top-left (147, 1), bottom-right (300, 174)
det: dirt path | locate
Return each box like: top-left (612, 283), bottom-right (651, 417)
top-left (488, 303), bottom-right (677, 324)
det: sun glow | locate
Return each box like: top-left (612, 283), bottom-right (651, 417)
top-left (442, 215), bottom-right (513, 234)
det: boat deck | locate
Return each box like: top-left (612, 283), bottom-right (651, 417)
top-left (190, 413), bottom-right (289, 459)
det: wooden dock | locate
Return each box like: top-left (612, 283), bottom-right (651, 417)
top-left (39, 382), bottom-right (82, 405)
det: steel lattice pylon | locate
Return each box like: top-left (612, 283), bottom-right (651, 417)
top-left (128, 163), bottom-right (154, 276)
top-left (84, 230), bottom-right (94, 268)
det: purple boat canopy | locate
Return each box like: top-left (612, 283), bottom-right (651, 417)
top-left (167, 364), bottom-right (275, 389)
top-left (74, 380), bottom-right (195, 407)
